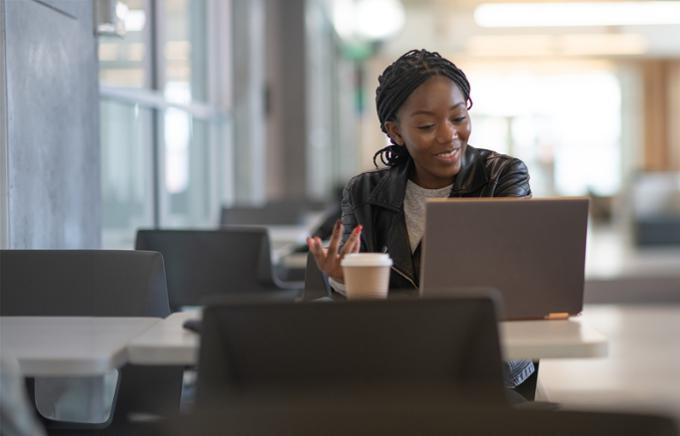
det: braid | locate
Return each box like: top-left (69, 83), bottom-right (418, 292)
top-left (373, 49), bottom-right (473, 167)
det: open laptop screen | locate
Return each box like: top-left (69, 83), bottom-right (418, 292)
top-left (420, 198), bottom-right (589, 320)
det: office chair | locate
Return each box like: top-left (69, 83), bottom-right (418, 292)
top-left (219, 198), bottom-right (331, 227)
top-left (135, 228), bottom-right (301, 311)
top-left (195, 297), bottom-right (508, 406)
top-left (153, 403), bottom-right (680, 436)
top-left (219, 204), bottom-right (305, 226)
top-left (0, 250), bottom-right (183, 434)
top-left (301, 251), bottom-right (332, 301)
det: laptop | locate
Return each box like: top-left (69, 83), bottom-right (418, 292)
top-left (419, 197), bottom-right (589, 321)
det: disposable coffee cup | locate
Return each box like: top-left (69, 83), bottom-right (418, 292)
top-left (340, 253), bottom-right (392, 300)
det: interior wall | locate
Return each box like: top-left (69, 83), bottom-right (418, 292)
top-left (668, 61), bottom-right (680, 171)
top-left (0, 0), bottom-right (8, 248)
top-left (264, 0), bottom-right (285, 200)
top-left (232, 0), bottom-right (266, 204)
top-left (275, 0), bottom-right (308, 198)
top-left (1, 0), bottom-right (99, 248)
top-left (642, 59), bottom-right (680, 172)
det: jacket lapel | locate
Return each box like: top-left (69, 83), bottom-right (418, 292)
top-left (367, 161), bottom-right (417, 285)
top-left (450, 145), bottom-right (489, 196)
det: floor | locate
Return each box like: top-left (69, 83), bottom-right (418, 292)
top-left (538, 304), bottom-right (680, 424)
top-left (544, 222), bottom-right (680, 423)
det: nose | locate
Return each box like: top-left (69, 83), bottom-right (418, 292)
top-left (436, 120), bottom-right (458, 143)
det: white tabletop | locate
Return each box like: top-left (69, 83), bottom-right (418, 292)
top-left (126, 310), bottom-right (201, 365)
top-left (0, 317), bottom-right (159, 376)
top-left (500, 315), bottom-right (608, 360)
top-left (127, 310), bottom-right (608, 365)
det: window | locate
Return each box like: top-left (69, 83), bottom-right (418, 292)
top-left (99, 0), bottom-right (232, 248)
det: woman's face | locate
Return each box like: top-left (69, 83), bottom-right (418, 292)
top-left (385, 75), bottom-right (471, 189)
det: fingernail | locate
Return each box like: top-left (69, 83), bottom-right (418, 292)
top-left (335, 219), bottom-right (341, 229)
top-left (354, 225), bottom-right (363, 235)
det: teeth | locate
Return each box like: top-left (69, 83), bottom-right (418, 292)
top-left (437, 149), bottom-right (458, 156)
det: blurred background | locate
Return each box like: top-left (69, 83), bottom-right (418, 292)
top-left (95, 0), bottom-right (680, 287)
top-left (1, 0), bottom-right (680, 419)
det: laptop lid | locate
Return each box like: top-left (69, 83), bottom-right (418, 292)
top-left (420, 197), bottom-right (589, 321)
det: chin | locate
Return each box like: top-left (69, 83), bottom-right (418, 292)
top-left (444, 161), bottom-right (462, 177)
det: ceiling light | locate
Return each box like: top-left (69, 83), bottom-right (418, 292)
top-left (466, 33), bottom-right (647, 57)
top-left (474, 2), bottom-right (680, 27)
top-left (332, 0), bottom-right (405, 41)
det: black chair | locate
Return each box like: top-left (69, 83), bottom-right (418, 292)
top-left (135, 228), bottom-right (301, 311)
top-left (0, 250), bottom-right (183, 434)
top-left (219, 204), bottom-right (305, 226)
top-left (219, 198), bottom-right (330, 227)
top-left (152, 403), bottom-right (680, 436)
top-left (195, 297), bottom-right (508, 406)
top-left (301, 252), bottom-right (331, 301)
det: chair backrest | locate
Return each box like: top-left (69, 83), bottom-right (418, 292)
top-left (0, 250), bottom-right (170, 317)
top-left (301, 252), bottom-right (330, 301)
top-left (158, 404), bottom-right (680, 436)
top-left (196, 297), bottom-right (506, 405)
top-left (135, 228), bottom-right (280, 310)
top-left (220, 205), bottom-right (306, 226)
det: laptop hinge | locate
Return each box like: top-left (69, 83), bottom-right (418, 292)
top-left (545, 312), bottom-right (570, 320)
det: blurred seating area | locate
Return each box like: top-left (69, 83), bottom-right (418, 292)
top-left (630, 172), bottom-right (680, 247)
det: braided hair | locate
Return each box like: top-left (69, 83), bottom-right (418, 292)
top-left (373, 49), bottom-right (473, 167)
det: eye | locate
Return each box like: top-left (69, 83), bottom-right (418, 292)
top-left (451, 116), bottom-right (466, 123)
top-left (417, 124), bottom-right (435, 131)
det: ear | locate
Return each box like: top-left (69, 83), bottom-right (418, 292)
top-left (384, 121), bottom-right (404, 146)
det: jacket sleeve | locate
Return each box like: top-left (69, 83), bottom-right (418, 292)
top-left (340, 181), bottom-right (358, 247)
top-left (495, 158), bottom-right (532, 197)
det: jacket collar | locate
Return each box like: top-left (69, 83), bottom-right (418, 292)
top-left (367, 145), bottom-right (489, 209)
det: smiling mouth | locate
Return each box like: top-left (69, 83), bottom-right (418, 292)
top-left (434, 147), bottom-right (461, 162)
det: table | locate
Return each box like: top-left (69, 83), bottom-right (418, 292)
top-left (126, 310), bottom-right (608, 365)
top-left (501, 316), bottom-right (608, 360)
top-left (537, 305), bottom-right (680, 419)
top-left (126, 310), bottom-right (201, 365)
top-left (0, 317), bottom-right (159, 376)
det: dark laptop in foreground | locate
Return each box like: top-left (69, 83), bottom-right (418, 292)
top-left (420, 197), bottom-right (589, 321)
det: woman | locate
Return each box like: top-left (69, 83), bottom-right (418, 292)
top-left (306, 49), bottom-right (536, 397)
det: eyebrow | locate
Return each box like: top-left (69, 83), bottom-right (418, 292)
top-left (409, 103), bottom-right (466, 117)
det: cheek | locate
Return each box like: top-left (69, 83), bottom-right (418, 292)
top-left (403, 131), bottom-right (433, 153)
top-left (460, 121), bottom-right (472, 141)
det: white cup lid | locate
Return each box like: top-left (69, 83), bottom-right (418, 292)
top-left (341, 253), bottom-right (393, 267)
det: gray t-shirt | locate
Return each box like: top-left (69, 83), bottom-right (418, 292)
top-left (404, 180), bottom-right (452, 252)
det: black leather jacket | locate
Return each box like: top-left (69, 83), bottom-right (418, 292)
top-left (340, 145), bottom-right (532, 290)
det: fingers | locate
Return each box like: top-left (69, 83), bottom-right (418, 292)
top-left (307, 223), bottom-right (362, 275)
top-left (340, 225), bottom-right (362, 256)
top-left (325, 220), bottom-right (343, 260)
top-left (306, 236), bottom-right (326, 264)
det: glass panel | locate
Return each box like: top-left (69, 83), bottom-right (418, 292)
top-left (162, 0), bottom-right (208, 102)
top-left (101, 100), bottom-right (154, 248)
top-left (159, 112), bottom-right (214, 227)
top-left (98, 0), bottom-right (150, 88)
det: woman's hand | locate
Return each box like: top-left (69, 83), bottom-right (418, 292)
top-left (306, 220), bottom-right (362, 283)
